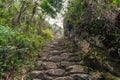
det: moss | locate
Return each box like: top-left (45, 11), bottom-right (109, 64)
top-left (76, 46), bottom-right (120, 78)
top-left (101, 73), bottom-right (120, 80)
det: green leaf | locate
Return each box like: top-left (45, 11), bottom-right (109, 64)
top-left (0, 62), bottom-right (3, 65)
top-left (113, 0), bottom-right (120, 4)
top-left (118, 48), bottom-right (120, 56)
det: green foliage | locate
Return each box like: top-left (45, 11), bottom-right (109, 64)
top-left (0, 25), bottom-right (54, 79)
top-left (0, 26), bottom-right (15, 44)
top-left (0, 0), bottom-right (63, 26)
top-left (64, 0), bottom-right (120, 77)
top-left (40, 0), bottom-right (63, 18)
top-left (118, 48), bottom-right (120, 56)
top-left (0, 26), bottom-right (27, 77)
top-left (42, 29), bottom-right (54, 39)
top-left (40, 0), bottom-right (56, 17)
top-left (65, 0), bottom-right (120, 44)
top-left (47, 0), bottom-right (63, 13)
top-left (0, 0), bottom-right (61, 79)
top-left (113, 0), bottom-right (120, 4)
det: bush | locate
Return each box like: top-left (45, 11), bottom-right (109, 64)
top-left (64, 0), bottom-right (120, 77)
top-left (0, 25), bottom-right (54, 79)
top-left (0, 25), bottom-right (27, 78)
top-left (42, 29), bottom-right (54, 40)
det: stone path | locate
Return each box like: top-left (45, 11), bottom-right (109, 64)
top-left (30, 39), bottom-right (101, 80)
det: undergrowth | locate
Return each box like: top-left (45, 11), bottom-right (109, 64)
top-left (0, 25), bottom-right (54, 79)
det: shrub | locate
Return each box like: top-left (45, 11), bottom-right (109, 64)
top-left (0, 25), bottom-right (54, 79)
top-left (42, 29), bottom-right (54, 40)
top-left (0, 25), bottom-right (28, 78)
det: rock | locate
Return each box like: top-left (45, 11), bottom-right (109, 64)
top-left (39, 56), bottom-right (49, 61)
top-left (49, 50), bottom-right (61, 55)
top-left (52, 41), bottom-right (59, 44)
top-left (55, 76), bottom-right (73, 80)
top-left (68, 57), bottom-right (81, 62)
top-left (30, 71), bottom-right (44, 79)
top-left (71, 74), bottom-right (89, 80)
top-left (72, 76), bottom-right (84, 80)
top-left (30, 39), bottom-right (103, 80)
top-left (66, 65), bottom-right (86, 74)
top-left (43, 75), bottom-right (53, 80)
top-left (31, 72), bottom-right (53, 80)
top-left (37, 74), bottom-right (46, 80)
top-left (39, 53), bottom-right (48, 58)
top-left (59, 61), bottom-right (74, 68)
top-left (60, 53), bottom-right (70, 60)
top-left (80, 40), bottom-right (90, 53)
top-left (36, 61), bottom-right (42, 67)
top-left (46, 44), bottom-right (55, 48)
top-left (42, 62), bottom-right (57, 69)
top-left (49, 56), bottom-right (63, 62)
top-left (33, 79), bottom-right (42, 80)
top-left (68, 53), bottom-right (78, 57)
top-left (46, 69), bottom-right (65, 76)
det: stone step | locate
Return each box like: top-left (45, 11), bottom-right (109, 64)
top-left (30, 71), bottom-right (44, 79)
top-left (54, 76), bottom-right (73, 80)
top-left (48, 55), bottom-right (64, 62)
top-left (36, 61), bottom-right (58, 70)
top-left (70, 74), bottom-right (90, 80)
top-left (32, 79), bottom-right (41, 80)
top-left (46, 69), bottom-right (65, 76)
top-left (66, 65), bottom-right (87, 75)
top-left (30, 71), bottom-right (54, 80)
top-left (29, 39), bottom-right (102, 80)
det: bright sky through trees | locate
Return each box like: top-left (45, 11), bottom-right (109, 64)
top-left (45, 0), bottom-right (68, 28)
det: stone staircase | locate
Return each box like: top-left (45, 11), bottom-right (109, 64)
top-left (30, 39), bottom-right (101, 80)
